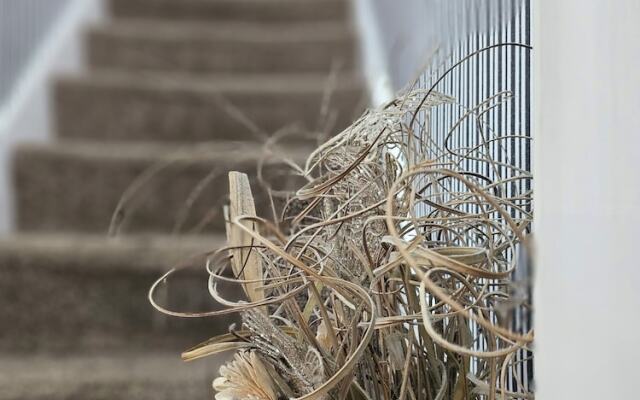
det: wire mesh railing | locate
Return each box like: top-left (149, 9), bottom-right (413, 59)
top-left (407, 0), bottom-right (533, 395)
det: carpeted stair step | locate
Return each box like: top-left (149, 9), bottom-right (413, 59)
top-left (109, 0), bottom-right (351, 24)
top-left (54, 72), bottom-right (364, 143)
top-left (0, 352), bottom-right (227, 400)
top-left (13, 140), bottom-right (309, 234)
top-left (0, 233), bottom-right (236, 354)
top-left (88, 21), bottom-right (358, 75)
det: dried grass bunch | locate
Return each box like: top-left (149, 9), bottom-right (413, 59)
top-left (150, 48), bottom-right (533, 400)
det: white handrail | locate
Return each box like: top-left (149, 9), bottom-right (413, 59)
top-left (0, 0), bottom-right (105, 234)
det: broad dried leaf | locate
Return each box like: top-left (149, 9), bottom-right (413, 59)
top-left (227, 171), bottom-right (264, 304)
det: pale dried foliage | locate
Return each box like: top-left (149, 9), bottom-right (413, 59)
top-left (150, 54), bottom-right (533, 400)
top-left (213, 351), bottom-right (279, 400)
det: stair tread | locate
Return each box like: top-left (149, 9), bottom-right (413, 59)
top-left (87, 20), bottom-right (357, 75)
top-left (0, 352), bottom-right (227, 399)
top-left (16, 139), bottom-right (313, 162)
top-left (110, 0), bottom-right (350, 23)
top-left (53, 71), bottom-right (364, 143)
top-left (0, 233), bottom-right (238, 354)
top-left (0, 232), bottom-right (226, 272)
top-left (58, 70), bottom-right (363, 93)
top-left (91, 19), bottom-right (355, 41)
top-left (13, 140), bottom-right (310, 233)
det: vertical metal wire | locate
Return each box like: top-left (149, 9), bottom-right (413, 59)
top-left (412, 0), bottom-right (533, 392)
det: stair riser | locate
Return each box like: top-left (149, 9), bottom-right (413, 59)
top-left (54, 79), bottom-right (363, 142)
top-left (88, 30), bottom-right (357, 75)
top-left (0, 253), bottom-right (238, 354)
top-left (110, 0), bottom-right (350, 23)
top-left (13, 148), bottom-right (301, 234)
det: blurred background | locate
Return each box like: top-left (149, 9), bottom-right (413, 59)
top-left (0, 0), bottom-right (638, 399)
top-left (0, 1), bottom-right (368, 398)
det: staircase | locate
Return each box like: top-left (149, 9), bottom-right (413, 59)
top-left (0, 0), bottom-right (364, 398)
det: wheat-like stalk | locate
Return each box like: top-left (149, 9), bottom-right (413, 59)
top-left (150, 45), bottom-right (533, 400)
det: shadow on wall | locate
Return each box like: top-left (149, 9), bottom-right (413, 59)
top-left (370, 0), bottom-right (524, 90)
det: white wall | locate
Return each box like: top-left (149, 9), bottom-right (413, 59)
top-left (365, 0), bottom-right (435, 90)
top-left (0, 0), bottom-right (105, 234)
top-left (535, 1), bottom-right (640, 398)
